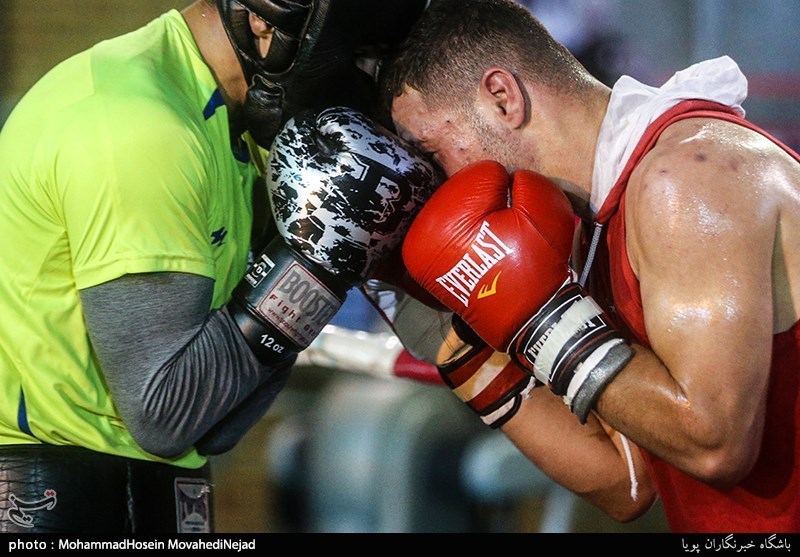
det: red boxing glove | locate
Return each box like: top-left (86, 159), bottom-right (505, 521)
top-left (367, 243), bottom-right (447, 312)
top-left (403, 161), bottom-right (632, 423)
top-left (402, 160), bottom-right (575, 350)
top-left (436, 317), bottom-right (534, 428)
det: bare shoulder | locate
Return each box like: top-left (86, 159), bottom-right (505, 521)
top-left (629, 118), bottom-right (788, 212)
top-left (624, 117), bottom-right (798, 271)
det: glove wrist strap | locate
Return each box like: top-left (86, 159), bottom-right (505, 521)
top-left (228, 237), bottom-right (348, 362)
top-left (510, 281), bottom-right (633, 423)
top-left (439, 340), bottom-right (534, 429)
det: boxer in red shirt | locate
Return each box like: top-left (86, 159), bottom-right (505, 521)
top-left (383, 0), bottom-right (800, 532)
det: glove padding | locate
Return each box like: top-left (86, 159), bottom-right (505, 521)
top-left (268, 107), bottom-right (441, 282)
top-left (402, 161), bottom-right (632, 423)
top-left (229, 106), bottom-right (441, 362)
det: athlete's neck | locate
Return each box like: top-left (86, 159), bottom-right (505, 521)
top-left (182, 1), bottom-right (247, 110)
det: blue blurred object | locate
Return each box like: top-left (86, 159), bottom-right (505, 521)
top-left (329, 288), bottom-right (384, 332)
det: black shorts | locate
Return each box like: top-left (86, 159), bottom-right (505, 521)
top-left (0, 444), bottom-right (214, 534)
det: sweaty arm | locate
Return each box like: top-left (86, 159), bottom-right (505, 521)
top-left (595, 120), bottom-right (781, 486)
top-left (502, 388), bottom-right (657, 522)
top-left (80, 271), bottom-right (294, 459)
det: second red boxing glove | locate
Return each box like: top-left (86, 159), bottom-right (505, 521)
top-left (403, 161), bottom-right (633, 423)
top-left (402, 160), bottom-right (576, 350)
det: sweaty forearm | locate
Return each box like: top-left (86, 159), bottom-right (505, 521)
top-left (81, 272), bottom-right (292, 458)
top-left (595, 344), bottom-right (761, 487)
top-left (502, 389), bottom-right (656, 522)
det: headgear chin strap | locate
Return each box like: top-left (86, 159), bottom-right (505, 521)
top-left (216, 0), bottom-right (429, 149)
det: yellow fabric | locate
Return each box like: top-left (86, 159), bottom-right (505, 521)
top-left (0, 11), bottom-right (257, 467)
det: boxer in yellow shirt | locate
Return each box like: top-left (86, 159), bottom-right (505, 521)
top-left (0, 0), bottom-right (434, 533)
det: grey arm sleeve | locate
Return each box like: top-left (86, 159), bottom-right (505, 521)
top-left (194, 362), bottom-right (292, 456)
top-left (80, 272), bottom-right (294, 459)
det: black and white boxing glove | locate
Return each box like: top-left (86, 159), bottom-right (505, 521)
top-left (228, 106), bottom-right (442, 363)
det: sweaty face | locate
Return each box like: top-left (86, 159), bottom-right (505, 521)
top-left (391, 87), bottom-right (512, 178)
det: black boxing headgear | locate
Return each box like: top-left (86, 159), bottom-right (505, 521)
top-left (216, 0), bottom-right (429, 148)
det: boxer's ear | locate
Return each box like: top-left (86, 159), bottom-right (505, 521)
top-left (478, 67), bottom-right (527, 130)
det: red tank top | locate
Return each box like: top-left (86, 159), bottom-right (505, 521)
top-left (591, 100), bottom-right (800, 533)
